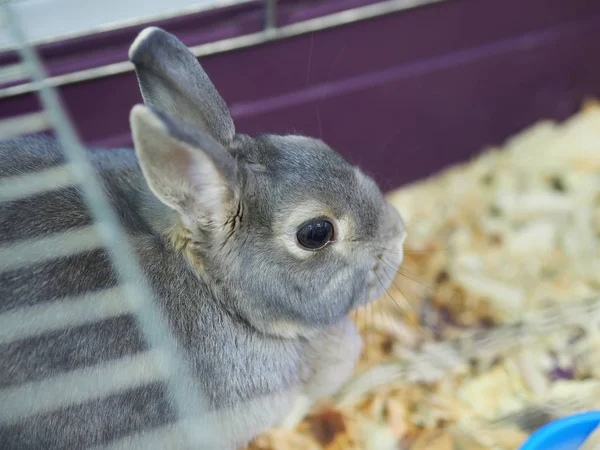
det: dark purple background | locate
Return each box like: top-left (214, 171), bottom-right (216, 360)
top-left (1, 0), bottom-right (599, 191)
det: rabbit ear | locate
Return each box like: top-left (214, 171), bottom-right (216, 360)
top-left (130, 104), bottom-right (238, 229)
top-left (129, 27), bottom-right (235, 146)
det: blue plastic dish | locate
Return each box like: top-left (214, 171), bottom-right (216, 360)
top-left (519, 411), bottom-right (600, 450)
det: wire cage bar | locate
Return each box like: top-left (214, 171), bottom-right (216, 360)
top-left (0, 3), bottom-right (217, 448)
top-left (0, 0), bottom-right (445, 99)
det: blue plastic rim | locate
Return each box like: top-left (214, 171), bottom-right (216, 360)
top-left (519, 411), bottom-right (600, 450)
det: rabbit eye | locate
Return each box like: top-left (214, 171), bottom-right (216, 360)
top-left (296, 219), bottom-right (334, 250)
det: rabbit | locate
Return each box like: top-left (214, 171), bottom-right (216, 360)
top-left (0, 27), bottom-right (406, 450)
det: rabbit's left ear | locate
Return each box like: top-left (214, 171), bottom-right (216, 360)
top-left (130, 104), bottom-right (238, 229)
top-left (129, 27), bottom-right (235, 147)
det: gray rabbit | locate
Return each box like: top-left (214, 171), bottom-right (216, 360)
top-left (0, 27), bottom-right (406, 449)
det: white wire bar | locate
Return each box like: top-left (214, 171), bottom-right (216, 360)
top-left (0, 163), bottom-right (75, 202)
top-left (0, 111), bottom-right (49, 138)
top-left (0, 3), bottom-right (216, 448)
top-left (0, 62), bottom-right (27, 84)
top-left (0, 0), bottom-right (446, 99)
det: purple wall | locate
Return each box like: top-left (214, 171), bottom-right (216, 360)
top-left (1, 0), bottom-right (600, 190)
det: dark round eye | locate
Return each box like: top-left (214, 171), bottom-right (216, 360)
top-left (296, 219), bottom-right (335, 250)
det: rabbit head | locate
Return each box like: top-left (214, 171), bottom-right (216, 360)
top-left (129, 27), bottom-right (406, 338)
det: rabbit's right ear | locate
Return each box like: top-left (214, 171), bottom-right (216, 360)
top-left (129, 27), bottom-right (235, 146)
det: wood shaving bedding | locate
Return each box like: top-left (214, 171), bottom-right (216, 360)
top-left (248, 101), bottom-right (600, 450)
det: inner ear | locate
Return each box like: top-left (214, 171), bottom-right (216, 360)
top-left (130, 104), bottom-right (238, 229)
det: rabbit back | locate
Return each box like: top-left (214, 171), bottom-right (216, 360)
top-left (0, 135), bottom-right (176, 448)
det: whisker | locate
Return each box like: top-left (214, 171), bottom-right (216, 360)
top-left (375, 275), bottom-right (405, 317)
top-left (374, 271), bottom-right (437, 338)
top-left (372, 292), bottom-right (401, 353)
top-left (378, 259), bottom-right (437, 307)
top-left (379, 258), bottom-right (436, 292)
top-left (362, 303), bottom-right (372, 393)
top-left (377, 263), bottom-right (441, 339)
top-left (398, 269), bottom-right (436, 292)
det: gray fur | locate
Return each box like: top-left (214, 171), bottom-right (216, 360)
top-left (129, 26), bottom-right (235, 146)
top-left (0, 27), bottom-right (405, 449)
